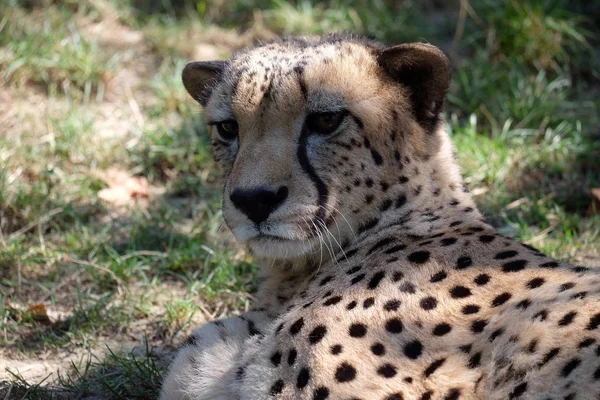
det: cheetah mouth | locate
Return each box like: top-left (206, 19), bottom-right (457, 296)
top-left (246, 233), bottom-right (322, 260)
top-left (230, 217), bottom-right (332, 259)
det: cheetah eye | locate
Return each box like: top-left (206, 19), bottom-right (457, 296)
top-left (213, 120), bottom-right (239, 141)
top-left (306, 111), bottom-right (346, 135)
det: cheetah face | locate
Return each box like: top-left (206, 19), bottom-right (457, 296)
top-left (182, 35), bottom-right (450, 261)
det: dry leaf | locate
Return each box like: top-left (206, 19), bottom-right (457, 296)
top-left (97, 167), bottom-right (148, 205)
top-left (27, 303), bottom-right (51, 324)
top-left (586, 188), bottom-right (600, 216)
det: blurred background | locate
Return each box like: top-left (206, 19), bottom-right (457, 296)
top-left (0, 0), bottom-right (599, 398)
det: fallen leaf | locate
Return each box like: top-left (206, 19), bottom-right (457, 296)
top-left (27, 303), bottom-right (51, 324)
top-left (586, 188), bottom-right (600, 216)
top-left (97, 167), bottom-right (148, 205)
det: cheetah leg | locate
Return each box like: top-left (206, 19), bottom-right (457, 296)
top-left (159, 311), bottom-right (271, 400)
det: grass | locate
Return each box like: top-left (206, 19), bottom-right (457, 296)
top-left (0, 0), bottom-right (598, 398)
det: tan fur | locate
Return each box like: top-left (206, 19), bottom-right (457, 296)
top-left (161, 35), bottom-right (600, 400)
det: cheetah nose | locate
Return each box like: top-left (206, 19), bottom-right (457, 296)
top-left (230, 186), bottom-right (288, 224)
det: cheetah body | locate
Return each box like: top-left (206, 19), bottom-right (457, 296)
top-left (161, 35), bottom-right (600, 400)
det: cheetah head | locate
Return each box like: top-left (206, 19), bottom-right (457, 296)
top-left (182, 35), bottom-right (451, 262)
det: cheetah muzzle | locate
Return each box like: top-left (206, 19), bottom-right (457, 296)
top-left (160, 34), bottom-right (600, 400)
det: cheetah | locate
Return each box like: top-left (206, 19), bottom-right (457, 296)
top-left (160, 34), bottom-right (600, 400)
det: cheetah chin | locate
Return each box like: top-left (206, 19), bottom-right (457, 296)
top-left (161, 34), bottom-right (600, 400)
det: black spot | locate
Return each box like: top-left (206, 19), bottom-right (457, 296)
top-left (399, 176), bottom-right (409, 183)
top-left (270, 379), bottom-right (284, 395)
top-left (527, 277), bottom-right (545, 289)
top-left (346, 300), bottom-right (357, 310)
top-left (351, 274), bottom-right (366, 285)
top-left (502, 259), bottom-right (528, 272)
top-left (400, 282), bottom-right (416, 293)
top-left (371, 342), bottom-right (385, 356)
top-left (368, 271), bottom-right (386, 289)
top-left (527, 339), bottom-right (538, 353)
top-left (297, 367), bottom-right (310, 389)
top-left (586, 313), bottom-right (600, 330)
top-left (474, 274), bottom-right (490, 285)
top-left (570, 291), bottom-right (587, 300)
top-left (456, 256), bottom-right (473, 269)
top-left (378, 363), bottom-right (397, 378)
top-left (386, 244), bottom-right (407, 254)
top-left (420, 297), bottom-right (438, 310)
top-left (540, 261), bottom-right (559, 268)
top-left (275, 323), bottom-right (284, 334)
top-left (319, 276), bottom-right (333, 286)
top-left (335, 362), bottom-right (357, 382)
top-left (444, 388), bottom-right (461, 400)
top-left (358, 218), bottom-right (379, 234)
top-left (578, 338), bottom-right (595, 348)
top-left (183, 334), bottom-right (197, 346)
top-left (331, 344), bottom-right (342, 355)
top-left (346, 266), bottom-right (361, 275)
top-left (489, 328), bottom-right (505, 341)
top-left (404, 340), bottom-right (423, 359)
top-left (371, 149), bottom-right (383, 165)
top-left (491, 292), bottom-right (512, 307)
top-left (462, 304), bottom-right (480, 314)
top-left (459, 344), bottom-right (472, 353)
top-left (516, 299), bottom-right (531, 310)
top-left (430, 271), bottom-right (447, 283)
top-left (363, 297), bottom-right (375, 309)
top-left (396, 195), bottom-right (407, 208)
top-left (558, 311), bottom-right (577, 326)
top-left (384, 299), bottom-right (401, 311)
top-left (468, 352), bottom-right (482, 368)
top-left (559, 282), bottom-right (576, 292)
top-left (236, 365), bottom-right (245, 380)
top-left (450, 286), bottom-right (472, 298)
top-left (479, 235), bottom-right (495, 243)
top-left (313, 387), bottom-right (329, 400)
top-left (471, 319), bottom-right (487, 333)
top-left (386, 318), bottom-right (403, 333)
top-left (387, 394), bottom-right (404, 400)
top-left (380, 199), bottom-right (393, 211)
top-left (367, 237), bottom-right (395, 255)
top-left (349, 323), bottom-right (367, 338)
top-left (494, 250), bottom-right (518, 260)
top-left (433, 323), bottom-right (452, 336)
top-left (533, 310), bottom-right (548, 321)
top-left (441, 238), bottom-right (458, 246)
top-left (339, 248), bottom-right (358, 261)
top-left (270, 351), bottom-right (282, 366)
top-left (309, 325), bottom-right (327, 344)
top-left (539, 348), bottom-right (560, 366)
top-left (324, 296), bottom-right (342, 306)
top-left (572, 266), bottom-right (589, 273)
top-left (290, 318), bottom-right (304, 335)
top-left (392, 271), bottom-right (404, 282)
top-left (509, 382), bottom-right (528, 399)
top-left (288, 348), bottom-right (297, 365)
top-left (424, 358), bottom-right (446, 377)
top-left (420, 392), bottom-right (433, 400)
top-left (408, 251), bottom-right (430, 264)
top-left (561, 358), bottom-right (581, 377)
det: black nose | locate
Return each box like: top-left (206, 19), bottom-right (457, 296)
top-left (230, 186), bottom-right (288, 224)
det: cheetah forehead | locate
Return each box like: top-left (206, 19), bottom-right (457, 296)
top-left (208, 36), bottom-right (391, 121)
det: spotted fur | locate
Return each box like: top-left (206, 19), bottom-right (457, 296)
top-left (161, 34), bottom-right (600, 400)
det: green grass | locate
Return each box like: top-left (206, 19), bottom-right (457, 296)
top-left (0, 0), bottom-right (598, 398)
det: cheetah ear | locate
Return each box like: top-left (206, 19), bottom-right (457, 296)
top-left (182, 61), bottom-right (226, 106)
top-left (377, 43), bottom-right (451, 132)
